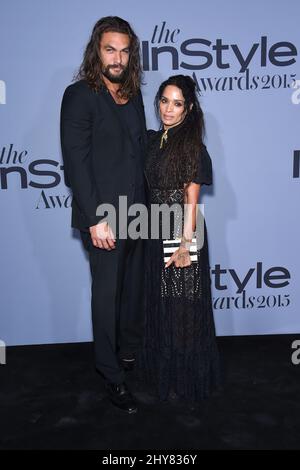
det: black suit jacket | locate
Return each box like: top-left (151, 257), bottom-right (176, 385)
top-left (60, 80), bottom-right (147, 231)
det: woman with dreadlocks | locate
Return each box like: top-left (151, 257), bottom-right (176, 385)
top-left (140, 75), bottom-right (221, 403)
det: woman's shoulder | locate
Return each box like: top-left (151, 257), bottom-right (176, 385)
top-left (194, 142), bottom-right (213, 185)
top-left (147, 129), bottom-right (161, 149)
top-left (147, 129), bottom-right (159, 139)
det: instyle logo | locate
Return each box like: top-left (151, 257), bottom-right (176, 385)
top-left (142, 23), bottom-right (298, 93)
top-left (293, 150), bottom-right (300, 178)
top-left (143, 22), bottom-right (297, 72)
top-left (0, 80), bottom-right (6, 104)
top-left (212, 262), bottom-right (291, 310)
top-left (0, 144), bottom-right (72, 209)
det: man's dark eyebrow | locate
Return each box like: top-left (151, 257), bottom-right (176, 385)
top-left (103, 44), bottom-right (130, 51)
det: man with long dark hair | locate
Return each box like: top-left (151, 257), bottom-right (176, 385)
top-left (60, 17), bottom-right (147, 413)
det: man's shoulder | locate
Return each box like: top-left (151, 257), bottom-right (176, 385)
top-left (64, 79), bottom-right (95, 98)
top-left (133, 89), bottom-right (143, 102)
top-left (61, 80), bottom-right (106, 112)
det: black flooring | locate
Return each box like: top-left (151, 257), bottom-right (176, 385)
top-left (1, 334), bottom-right (300, 450)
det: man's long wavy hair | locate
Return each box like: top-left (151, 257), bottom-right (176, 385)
top-left (75, 16), bottom-right (142, 99)
top-left (155, 75), bottom-right (205, 188)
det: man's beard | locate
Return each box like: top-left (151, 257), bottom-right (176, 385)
top-left (102, 64), bottom-right (128, 84)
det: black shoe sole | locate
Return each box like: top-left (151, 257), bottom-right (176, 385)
top-left (109, 400), bottom-right (138, 414)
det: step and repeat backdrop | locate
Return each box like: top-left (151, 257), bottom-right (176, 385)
top-left (0, 0), bottom-right (299, 345)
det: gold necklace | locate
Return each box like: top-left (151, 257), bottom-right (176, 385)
top-left (160, 129), bottom-right (168, 148)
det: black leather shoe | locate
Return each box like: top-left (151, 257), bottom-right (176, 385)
top-left (105, 382), bottom-right (137, 414)
top-left (121, 358), bottom-right (136, 372)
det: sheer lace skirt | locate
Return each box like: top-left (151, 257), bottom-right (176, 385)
top-left (138, 189), bottom-right (221, 402)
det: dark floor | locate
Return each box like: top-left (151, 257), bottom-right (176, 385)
top-left (1, 334), bottom-right (300, 450)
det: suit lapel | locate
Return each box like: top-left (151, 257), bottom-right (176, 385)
top-left (131, 92), bottom-right (147, 154)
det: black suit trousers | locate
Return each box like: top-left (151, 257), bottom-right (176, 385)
top-left (81, 228), bottom-right (145, 384)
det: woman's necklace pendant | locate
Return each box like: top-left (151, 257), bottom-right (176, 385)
top-left (160, 129), bottom-right (168, 148)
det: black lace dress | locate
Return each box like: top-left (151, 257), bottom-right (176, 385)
top-left (139, 126), bottom-right (221, 402)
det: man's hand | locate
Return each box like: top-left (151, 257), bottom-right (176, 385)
top-left (165, 246), bottom-right (191, 268)
top-left (89, 221), bottom-right (116, 250)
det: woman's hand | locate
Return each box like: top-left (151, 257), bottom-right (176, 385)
top-left (165, 246), bottom-right (191, 268)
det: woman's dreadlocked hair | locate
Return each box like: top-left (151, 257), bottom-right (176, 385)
top-left (155, 75), bottom-right (205, 187)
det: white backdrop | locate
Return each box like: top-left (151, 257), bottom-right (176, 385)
top-left (1, 0), bottom-right (299, 345)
